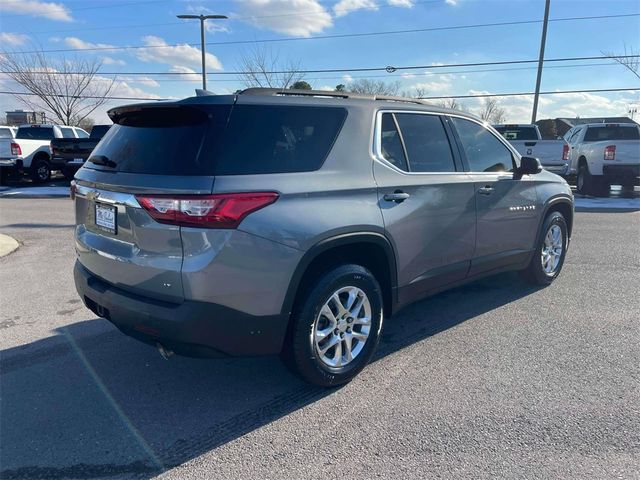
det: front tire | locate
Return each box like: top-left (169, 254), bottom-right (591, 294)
top-left (282, 264), bottom-right (384, 387)
top-left (520, 211), bottom-right (568, 285)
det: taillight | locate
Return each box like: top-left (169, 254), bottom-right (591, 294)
top-left (10, 142), bottom-right (21, 156)
top-left (562, 143), bottom-right (569, 161)
top-left (604, 145), bottom-right (616, 161)
top-left (70, 180), bottom-right (77, 200)
top-left (136, 192), bottom-right (279, 229)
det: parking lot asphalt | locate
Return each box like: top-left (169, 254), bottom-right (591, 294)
top-left (0, 198), bottom-right (638, 480)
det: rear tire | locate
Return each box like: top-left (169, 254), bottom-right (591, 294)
top-left (282, 264), bottom-right (384, 387)
top-left (520, 211), bottom-right (568, 285)
top-left (576, 163), bottom-right (593, 195)
top-left (30, 157), bottom-right (51, 183)
top-left (62, 167), bottom-right (77, 181)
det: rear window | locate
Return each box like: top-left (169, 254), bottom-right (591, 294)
top-left (494, 126), bottom-right (538, 141)
top-left (16, 126), bottom-right (55, 140)
top-left (89, 104), bottom-right (346, 176)
top-left (60, 127), bottom-right (75, 138)
top-left (583, 126), bottom-right (640, 142)
top-left (90, 106), bottom-right (217, 175)
top-left (90, 125), bottom-right (111, 138)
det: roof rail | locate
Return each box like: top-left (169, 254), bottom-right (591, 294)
top-left (238, 87), bottom-right (428, 105)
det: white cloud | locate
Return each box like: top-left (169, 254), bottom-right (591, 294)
top-left (101, 56), bottom-right (126, 66)
top-left (64, 37), bottom-right (115, 50)
top-left (445, 0), bottom-right (459, 5)
top-left (136, 35), bottom-right (223, 71)
top-left (118, 76), bottom-right (159, 88)
top-left (235, 0), bottom-right (332, 37)
top-left (0, 0), bottom-right (72, 21)
top-left (169, 65), bottom-right (202, 83)
top-left (333, 0), bottom-right (378, 17)
top-left (0, 32), bottom-right (29, 46)
top-left (342, 74), bottom-right (353, 82)
top-left (387, 0), bottom-right (414, 7)
top-left (412, 80), bottom-right (452, 93)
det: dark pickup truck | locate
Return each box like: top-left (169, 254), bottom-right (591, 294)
top-left (51, 125), bottom-right (111, 179)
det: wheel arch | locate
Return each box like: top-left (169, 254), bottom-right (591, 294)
top-left (280, 232), bottom-right (398, 326)
top-left (541, 196), bottom-right (574, 239)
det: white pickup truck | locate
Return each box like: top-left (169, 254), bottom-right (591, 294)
top-left (494, 124), bottom-right (570, 176)
top-left (0, 124), bottom-right (88, 183)
top-left (564, 123), bottom-right (640, 196)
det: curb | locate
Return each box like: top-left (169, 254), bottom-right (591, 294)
top-left (0, 233), bottom-right (19, 258)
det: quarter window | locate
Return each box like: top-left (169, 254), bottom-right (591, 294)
top-left (394, 113), bottom-right (456, 172)
top-left (380, 113), bottom-right (408, 171)
top-left (451, 117), bottom-right (514, 172)
top-left (60, 127), bottom-right (75, 138)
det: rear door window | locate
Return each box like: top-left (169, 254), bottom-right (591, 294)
top-left (213, 105), bottom-right (347, 175)
top-left (16, 126), bottom-right (55, 140)
top-left (394, 113), bottom-right (456, 172)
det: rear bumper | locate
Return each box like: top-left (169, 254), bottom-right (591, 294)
top-left (602, 165), bottom-right (640, 185)
top-left (0, 157), bottom-right (21, 171)
top-left (51, 156), bottom-right (85, 169)
top-left (74, 261), bottom-right (289, 357)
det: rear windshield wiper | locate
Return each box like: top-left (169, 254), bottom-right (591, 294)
top-left (89, 155), bottom-right (117, 168)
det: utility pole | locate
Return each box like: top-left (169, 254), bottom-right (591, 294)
top-left (531, 0), bottom-right (550, 124)
top-left (176, 14), bottom-right (227, 91)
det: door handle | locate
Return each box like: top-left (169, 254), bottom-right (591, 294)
top-left (383, 191), bottom-right (410, 203)
top-left (477, 185), bottom-right (494, 195)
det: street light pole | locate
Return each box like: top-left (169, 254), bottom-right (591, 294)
top-left (531, 0), bottom-right (551, 124)
top-left (176, 14), bottom-right (227, 91)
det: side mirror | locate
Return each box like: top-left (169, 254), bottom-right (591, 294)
top-left (518, 156), bottom-right (542, 175)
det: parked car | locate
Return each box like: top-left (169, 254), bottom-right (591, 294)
top-left (564, 122), bottom-right (640, 196)
top-left (51, 124), bottom-right (112, 179)
top-left (72, 88), bottom-right (574, 387)
top-left (494, 124), bottom-right (570, 176)
top-left (0, 124), bottom-right (89, 182)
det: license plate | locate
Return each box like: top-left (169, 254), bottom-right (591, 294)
top-left (72, 158), bottom-right (84, 163)
top-left (95, 203), bottom-right (117, 234)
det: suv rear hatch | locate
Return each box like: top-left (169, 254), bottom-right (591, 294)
top-left (74, 100), bottom-right (232, 303)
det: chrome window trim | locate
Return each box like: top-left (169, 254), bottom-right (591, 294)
top-left (372, 109), bottom-right (466, 176)
top-left (372, 109), bottom-right (520, 175)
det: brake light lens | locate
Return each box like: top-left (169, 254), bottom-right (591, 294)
top-left (10, 142), bottom-right (21, 156)
top-left (136, 192), bottom-right (279, 229)
top-left (562, 143), bottom-right (569, 161)
top-left (70, 180), bottom-right (77, 201)
top-left (603, 145), bottom-right (616, 161)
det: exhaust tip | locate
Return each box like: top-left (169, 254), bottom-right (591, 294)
top-left (156, 342), bottom-right (174, 360)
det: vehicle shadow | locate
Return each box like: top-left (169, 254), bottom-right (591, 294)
top-left (0, 272), bottom-right (541, 479)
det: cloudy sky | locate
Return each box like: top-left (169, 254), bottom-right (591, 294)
top-left (0, 0), bottom-right (638, 123)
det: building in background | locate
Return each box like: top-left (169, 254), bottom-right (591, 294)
top-left (5, 110), bottom-right (46, 126)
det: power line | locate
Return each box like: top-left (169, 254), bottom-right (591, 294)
top-left (0, 87), bottom-right (638, 102)
top-left (7, 13), bottom-right (639, 55)
top-left (2, 55), bottom-right (638, 76)
top-left (84, 61), bottom-right (624, 84)
top-left (419, 87), bottom-right (640, 100)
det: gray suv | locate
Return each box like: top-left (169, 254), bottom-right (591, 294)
top-left (73, 88), bottom-right (574, 386)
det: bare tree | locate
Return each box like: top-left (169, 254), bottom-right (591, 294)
top-left (602, 44), bottom-right (639, 80)
top-left (346, 79), bottom-right (401, 96)
top-left (480, 98), bottom-right (506, 123)
top-left (237, 46), bottom-right (305, 89)
top-left (0, 49), bottom-right (115, 126)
